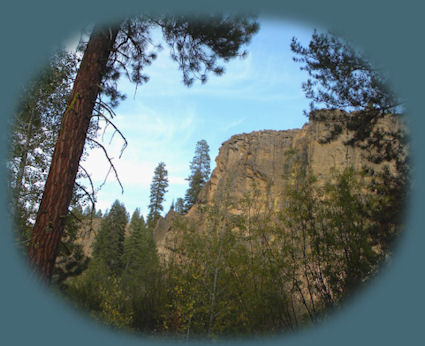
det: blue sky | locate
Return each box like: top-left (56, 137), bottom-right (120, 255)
top-left (81, 17), bottom-right (315, 218)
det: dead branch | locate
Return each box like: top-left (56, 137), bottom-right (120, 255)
top-left (91, 112), bottom-right (128, 158)
top-left (95, 99), bottom-right (117, 119)
top-left (78, 165), bottom-right (96, 202)
top-left (87, 137), bottom-right (124, 194)
top-left (75, 182), bottom-right (95, 214)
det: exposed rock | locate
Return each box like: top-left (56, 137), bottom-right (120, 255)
top-left (153, 210), bottom-right (178, 259)
top-left (154, 110), bottom-right (403, 258)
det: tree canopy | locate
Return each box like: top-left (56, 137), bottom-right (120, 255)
top-left (92, 200), bottom-right (128, 274)
top-left (291, 30), bottom-right (409, 254)
top-left (290, 30), bottom-right (402, 114)
top-left (184, 139), bottom-right (211, 212)
top-left (147, 162), bottom-right (169, 229)
top-left (291, 30), bottom-right (407, 171)
top-left (27, 14), bottom-right (259, 281)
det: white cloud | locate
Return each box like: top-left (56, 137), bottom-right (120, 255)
top-left (78, 19), bottom-right (313, 216)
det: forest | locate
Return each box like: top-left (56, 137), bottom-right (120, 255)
top-left (8, 15), bottom-right (408, 340)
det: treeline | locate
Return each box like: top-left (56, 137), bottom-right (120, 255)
top-left (8, 23), bottom-right (408, 339)
top-left (60, 152), bottom-right (401, 338)
top-left (59, 139), bottom-right (213, 335)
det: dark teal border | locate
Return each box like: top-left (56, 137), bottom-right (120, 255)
top-left (1, 1), bottom-right (423, 345)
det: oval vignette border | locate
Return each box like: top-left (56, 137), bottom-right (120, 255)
top-left (0, 1), bottom-right (423, 346)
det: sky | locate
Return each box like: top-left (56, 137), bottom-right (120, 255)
top-left (79, 18), bottom-right (315, 218)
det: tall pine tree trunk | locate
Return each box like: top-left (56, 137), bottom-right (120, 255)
top-left (28, 26), bottom-right (119, 283)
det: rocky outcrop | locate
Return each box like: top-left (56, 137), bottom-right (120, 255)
top-left (154, 110), bottom-right (403, 258)
top-left (197, 110), bottom-right (399, 211)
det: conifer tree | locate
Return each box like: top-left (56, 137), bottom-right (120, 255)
top-left (290, 30), bottom-right (402, 114)
top-left (184, 139), bottom-right (211, 212)
top-left (174, 198), bottom-right (185, 215)
top-left (51, 204), bottom-right (90, 287)
top-left (92, 200), bottom-right (128, 274)
top-left (147, 162), bottom-right (168, 229)
top-left (28, 16), bottom-right (258, 282)
top-left (123, 208), bottom-right (147, 274)
top-left (291, 30), bottom-right (408, 255)
top-left (10, 50), bottom-right (77, 242)
top-left (123, 208), bottom-right (160, 328)
top-left (290, 30), bottom-right (405, 155)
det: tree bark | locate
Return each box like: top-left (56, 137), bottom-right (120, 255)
top-left (27, 25), bottom-right (119, 283)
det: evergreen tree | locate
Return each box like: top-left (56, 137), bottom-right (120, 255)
top-left (174, 197), bottom-right (185, 215)
top-left (291, 30), bottom-right (408, 256)
top-left (92, 200), bottom-right (128, 274)
top-left (9, 50), bottom-right (77, 243)
top-left (184, 139), bottom-right (211, 212)
top-left (28, 16), bottom-right (258, 281)
top-left (8, 50), bottom-right (99, 287)
top-left (52, 205), bottom-right (89, 287)
top-left (290, 31), bottom-right (406, 164)
top-left (147, 162), bottom-right (169, 229)
top-left (123, 208), bottom-right (160, 331)
top-left (290, 30), bottom-right (401, 114)
top-left (122, 208), bottom-right (146, 274)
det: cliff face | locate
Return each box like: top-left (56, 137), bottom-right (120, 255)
top-left (154, 110), bottom-right (402, 257)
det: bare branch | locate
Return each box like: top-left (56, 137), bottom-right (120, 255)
top-left (95, 99), bottom-right (117, 118)
top-left (73, 182), bottom-right (96, 238)
top-left (87, 137), bottom-right (124, 194)
top-left (75, 173), bottom-right (96, 212)
top-left (92, 112), bottom-right (128, 158)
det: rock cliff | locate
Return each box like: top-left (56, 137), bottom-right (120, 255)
top-left (154, 109), bottom-right (403, 258)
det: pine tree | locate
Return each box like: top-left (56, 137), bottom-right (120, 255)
top-left (290, 30), bottom-right (401, 114)
top-left (122, 208), bottom-right (146, 274)
top-left (122, 208), bottom-right (160, 330)
top-left (92, 200), bottom-right (128, 275)
top-left (290, 31), bottom-right (406, 161)
top-left (147, 162), bottom-right (169, 229)
top-left (175, 198), bottom-right (185, 215)
top-left (184, 139), bottom-right (211, 212)
top-left (52, 205), bottom-right (90, 287)
top-left (28, 16), bottom-right (258, 282)
top-left (10, 50), bottom-right (77, 243)
top-left (291, 30), bottom-right (408, 256)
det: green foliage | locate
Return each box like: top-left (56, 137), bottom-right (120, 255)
top-left (92, 200), bottom-right (128, 274)
top-left (66, 258), bottom-right (133, 329)
top-left (291, 30), bottom-right (401, 114)
top-left (280, 159), bottom-right (394, 317)
top-left (8, 50), bottom-right (105, 277)
top-left (291, 32), bottom-right (408, 173)
top-left (9, 50), bottom-right (77, 242)
top-left (64, 160), bottom-right (400, 337)
top-left (164, 189), bottom-right (298, 337)
top-left (77, 15), bottom-right (259, 106)
top-left (52, 206), bottom-right (90, 287)
top-left (174, 198), bottom-right (185, 215)
top-left (147, 162), bottom-right (169, 229)
top-left (96, 275), bottom-right (134, 329)
top-left (184, 139), bottom-right (211, 212)
top-left (291, 30), bottom-right (409, 263)
top-left (157, 15), bottom-right (259, 86)
top-left (122, 208), bottom-right (160, 310)
top-left (65, 257), bottom-right (110, 312)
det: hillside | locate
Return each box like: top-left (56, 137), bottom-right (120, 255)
top-left (154, 109), bottom-right (403, 259)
